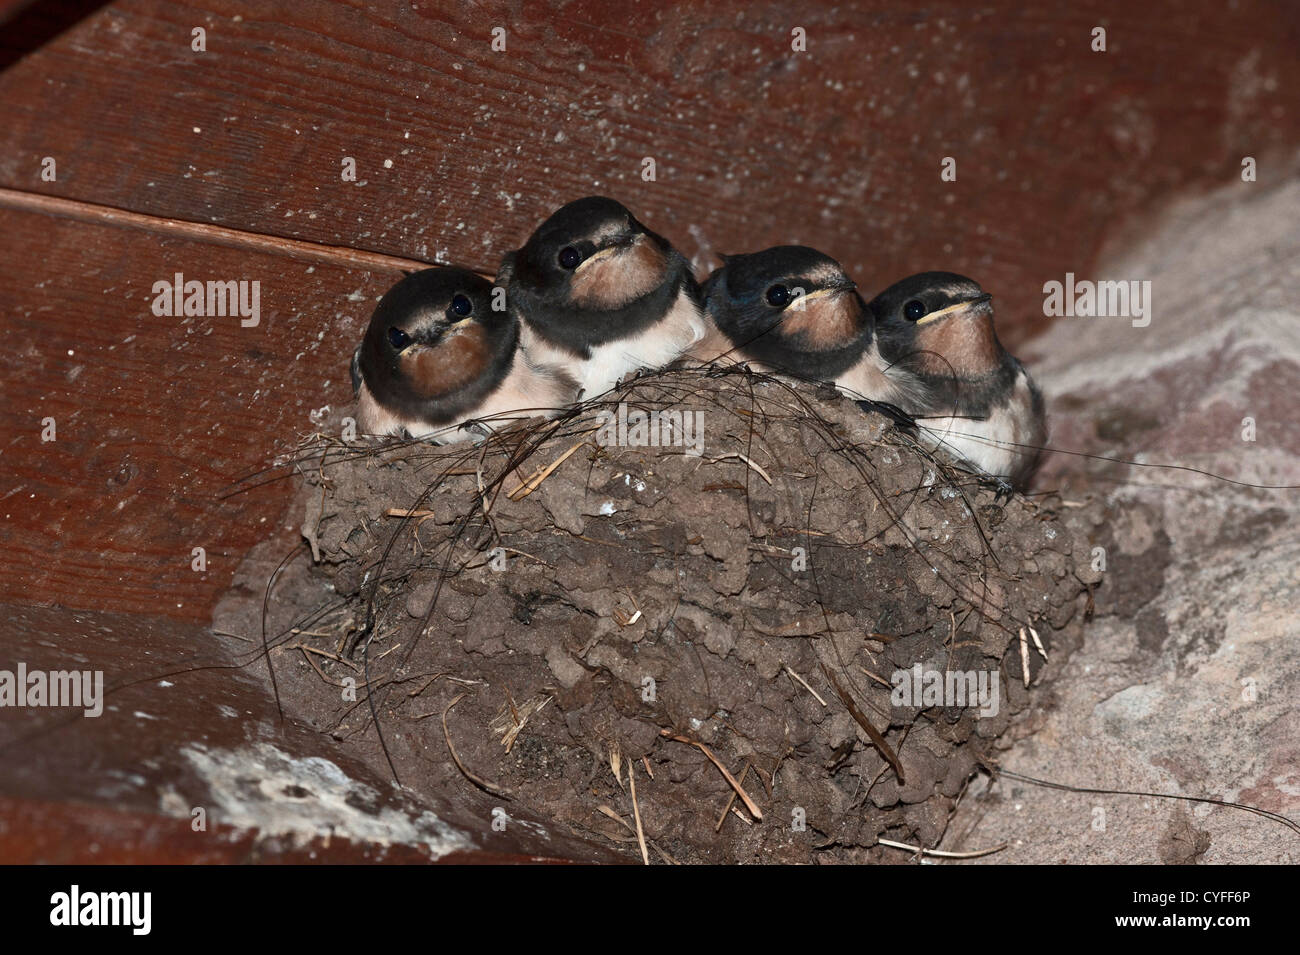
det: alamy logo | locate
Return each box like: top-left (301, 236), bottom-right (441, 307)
top-left (0, 664), bottom-right (103, 717)
top-left (890, 664), bottom-right (1000, 718)
top-left (594, 402), bottom-right (704, 457)
top-left (50, 886), bottom-right (151, 935)
top-left (151, 272), bottom-right (261, 327)
top-left (1042, 272), bottom-right (1152, 327)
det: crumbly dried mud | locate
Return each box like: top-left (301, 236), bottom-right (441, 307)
top-left (216, 367), bottom-right (1102, 863)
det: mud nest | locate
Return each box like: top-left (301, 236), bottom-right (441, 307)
top-left (263, 366), bottom-right (1100, 863)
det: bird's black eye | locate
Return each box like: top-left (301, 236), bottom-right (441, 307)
top-left (558, 246), bottom-right (582, 270)
top-left (450, 293), bottom-right (473, 317)
top-left (765, 284), bottom-right (791, 307)
top-left (388, 327), bottom-right (411, 349)
top-left (903, 300), bottom-right (927, 321)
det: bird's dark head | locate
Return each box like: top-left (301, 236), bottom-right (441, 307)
top-left (703, 245), bottom-right (870, 379)
top-left (500, 196), bottom-right (691, 353)
top-left (355, 268), bottom-right (517, 429)
top-left (507, 196), bottom-right (677, 310)
top-left (867, 271), bottom-right (1002, 378)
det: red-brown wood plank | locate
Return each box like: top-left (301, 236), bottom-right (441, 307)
top-left (0, 205), bottom-right (379, 618)
top-left (2, 0), bottom-right (1297, 345)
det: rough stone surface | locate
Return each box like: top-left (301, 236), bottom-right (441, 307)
top-left (949, 176), bottom-right (1300, 863)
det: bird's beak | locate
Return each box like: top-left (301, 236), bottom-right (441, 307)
top-left (789, 281), bottom-right (855, 308)
top-left (796, 283), bottom-right (854, 305)
top-left (914, 293), bottom-right (992, 325)
top-left (399, 317), bottom-right (476, 353)
top-left (575, 232), bottom-right (642, 272)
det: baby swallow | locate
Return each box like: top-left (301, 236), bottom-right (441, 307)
top-left (690, 245), bottom-right (912, 406)
top-left (497, 196), bottom-right (706, 400)
top-left (867, 272), bottom-right (1046, 488)
top-left (351, 267), bottom-right (575, 442)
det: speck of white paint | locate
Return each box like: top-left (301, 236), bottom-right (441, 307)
top-left (384, 158), bottom-right (393, 168)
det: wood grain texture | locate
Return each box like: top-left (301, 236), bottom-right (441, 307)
top-left (2, 0), bottom-right (1298, 344)
top-left (0, 205), bottom-right (380, 618)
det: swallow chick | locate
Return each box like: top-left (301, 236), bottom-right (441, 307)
top-left (351, 268), bottom-right (575, 442)
top-left (867, 272), bottom-right (1046, 488)
top-left (690, 245), bottom-right (914, 406)
top-left (497, 196), bottom-right (706, 400)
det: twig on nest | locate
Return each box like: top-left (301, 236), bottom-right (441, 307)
top-left (594, 806), bottom-right (681, 864)
top-left (500, 694), bottom-right (551, 753)
top-left (1029, 623), bottom-right (1047, 661)
top-left (877, 838), bottom-right (1007, 859)
top-left (784, 665), bottom-right (827, 706)
top-left (594, 805), bottom-right (637, 843)
top-left (715, 762), bottom-right (753, 832)
top-left (443, 692), bottom-right (512, 799)
top-left (293, 643), bottom-right (359, 671)
top-left (406, 672), bottom-right (449, 697)
top-left (488, 693), bottom-right (551, 753)
top-left (507, 430), bottom-right (596, 500)
top-left (660, 729), bottom-right (763, 820)
top-left (626, 757), bottom-right (649, 866)
top-left (385, 507), bottom-right (435, 521)
top-left (613, 590), bottom-right (643, 627)
top-left (820, 663), bottom-right (906, 784)
top-left (703, 451), bottom-right (772, 485)
top-left (746, 610), bottom-right (828, 638)
top-left (476, 465), bottom-right (491, 517)
top-left (858, 666), bottom-right (892, 689)
top-left (499, 545), bottom-right (551, 566)
top-left (609, 740), bottom-right (624, 789)
top-left (291, 645), bottom-right (365, 688)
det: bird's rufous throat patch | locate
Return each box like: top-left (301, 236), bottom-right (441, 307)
top-left (781, 289), bottom-right (864, 350)
top-left (401, 323), bottom-right (493, 399)
top-left (569, 237), bottom-right (667, 310)
top-left (912, 302), bottom-right (1001, 376)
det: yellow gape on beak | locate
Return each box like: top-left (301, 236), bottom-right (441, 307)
top-left (791, 286), bottom-right (840, 306)
top-left (914, 295), bottom-right (991, 325)
top-left (574, 233), bottom-right (642, 272)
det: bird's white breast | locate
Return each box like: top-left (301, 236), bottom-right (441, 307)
top-left (356, 350), bottom-right (574, 445)
top-left (914, 368), bottom-right (1042, 483)
top-left (523, 288), bottom-right (705, 400)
